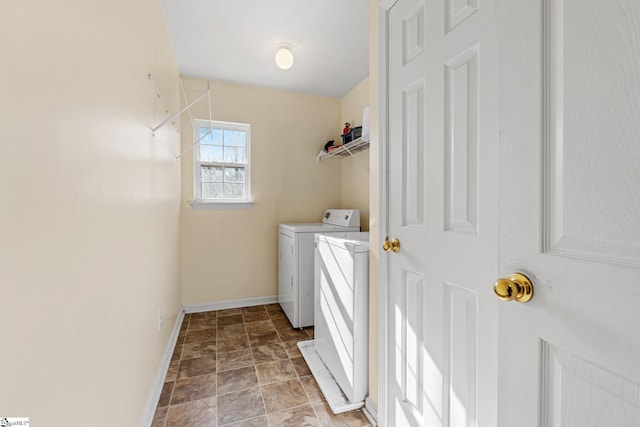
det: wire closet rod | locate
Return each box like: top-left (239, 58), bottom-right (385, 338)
top-left (176, 129), bottom-right (213, 160)
top-left (174, 77), bottom-right (214, 160)
top-left (148, 75), bottom-right (211, 134)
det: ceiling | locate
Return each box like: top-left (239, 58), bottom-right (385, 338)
top-left (160, 0), bottom-right (370, 98)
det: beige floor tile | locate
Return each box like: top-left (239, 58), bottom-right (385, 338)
top-left (248, 331), bottom-right (282, 347)
top-left (158, 381), bottom-right (174, 407)
top-left (277, 328), bottom-right (311, 342)
top-left (217, 366), bottom-right (259, 395)
top-left (265, 303), bottom-right (282, 312)
top-left (282, 341), bottom-right (303, 358)
top-left (218, 323), bottom-right (247, 339)
top-left (311, 401), bottom-right (372, 426)
top-left (261, 378), bottom-right (309, 413)
top-left (184, 328), bottom-right (216, 344)
top-left (217, 308), bottom-right (243, 317)
top-left (268, 404), bottom-right (321, 427)
top-left (165, 360), bottom-right (180, 383)
top-left (223, 415), bottom-right (269, 426)
top-left (245, 320), bottom-right (276, 335)
top-left (255, 359), bottom-right (297, 385)
top-left (171, 374), bottom-right (217, 405)
top-left (181, 340), bottom-right (217, 361)
top-left (243, 310), bottom-right (270, 322)
top-left (300, 375), bottom-right (324, 402)
top-left (188, 317), bottom-right (217, 330)
top-left (150, 405), bottom-right (167, 427)
top-left (251, 343), bottom-right (288, 365)
top-left (177, 355), bottom-right (217, 380)
top-left (243, 305), bottom-right (267, 313)
top-left (271, 318), bottom-right (294, 330)
top-left (188, 313), bottom-right (207, 321)
top-left (290, 356), bottom-right (312, 377)
top-left (217, 314), bottom-right (244, 326)
top-left (268, 310), bottom-right (287, 320)
top-left (166, 397), bottom-right (216, 427)
top-left (217, 348), bottom-right (254, 372)
top-left (172, 344), bottom-right (183, 361)
top-left (217, 387), bottom-right (265, 425)
top-left (217, 335), bottom-right (250, 353)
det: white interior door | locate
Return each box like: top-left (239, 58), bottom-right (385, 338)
top-left (498, 0), bottom-right (640, 425)
top-left (380, 0), bottom-right (499, 425)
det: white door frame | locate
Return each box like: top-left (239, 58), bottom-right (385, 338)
top-left (377, 1), bottom-right (395, 426)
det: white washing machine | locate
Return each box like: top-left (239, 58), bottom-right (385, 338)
top-left (278, 209), bottom-right (360, 328)
top-left (314, 231), bottom-right (369, 408)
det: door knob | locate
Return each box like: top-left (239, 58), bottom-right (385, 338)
top-left (493, 273), bottom-right (533, 303)
top-left (383, 237), bottom-right (400, 253)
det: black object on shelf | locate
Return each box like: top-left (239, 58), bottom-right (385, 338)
top-left (341, 126), bottom-right (363, 145)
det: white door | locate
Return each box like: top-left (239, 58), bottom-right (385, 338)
top-left (382, 0), bottom-right (640, 426)
top-left (380, 0), bottom-right (500, 425)
top-left (498, 0), bottom-right (640, 425)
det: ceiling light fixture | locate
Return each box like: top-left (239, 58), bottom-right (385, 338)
top-left (275, 43), bottom-right (294, 70)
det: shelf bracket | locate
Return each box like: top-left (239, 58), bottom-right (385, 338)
top-left (341, 143), bottom-right (370, 173)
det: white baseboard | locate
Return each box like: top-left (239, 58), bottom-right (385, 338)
top-left (139, 308), bottom-right (185, 427)
top-left (183, 295), bottom-right (278, 314)
top-left (362, 396), bottom-right (378, 426)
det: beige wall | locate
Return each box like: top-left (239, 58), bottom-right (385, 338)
top-left (180, 78), bottom-right (342, 305)
top-left (0, 0), bottom-right (182, 425)
top-left (340, 78), bottom-right (371, 231)
top-left (368, 0), bottom-right (381, 406)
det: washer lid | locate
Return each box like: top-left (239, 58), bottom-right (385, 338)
top-left (315, 231), bottom-right (370, 252)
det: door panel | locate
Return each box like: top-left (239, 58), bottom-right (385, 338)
top-left (499, 0), bottom-right (640, 425)
top-left (543, 0), bottom-right (640, 266)
top-left (541, 341), bottom-right (640, 426)
top-left (402, 78), bottom-right (426, 228)
top-left (442, 283), bottom-right (477, 427)
top-left (444, 44), bottom-right (479, 234)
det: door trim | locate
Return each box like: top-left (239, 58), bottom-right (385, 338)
top-left (377, 1), bottom-right (396, 425)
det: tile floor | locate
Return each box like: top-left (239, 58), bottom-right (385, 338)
top-left (151, 303), bottom-right (373, 427)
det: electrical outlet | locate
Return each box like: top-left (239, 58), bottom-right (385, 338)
top-left (158, 307), bottom-right (163, 331)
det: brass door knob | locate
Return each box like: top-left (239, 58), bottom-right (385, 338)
top-left (383, 237), bottom-right (400, 253)
top-left (493, 273), bottom-right (534, 303)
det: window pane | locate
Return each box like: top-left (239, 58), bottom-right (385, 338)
top-left (223, 147), bottom-right (245, 163)
top-left (202, 183), bottom-right (223, 199)
top-left (199, 128), bottom-right (213, 144)
top-left (200, 145), bottom-right (223, 162)
top-left (199, 128), bottom-right (222, 145)
top-left (224, 167), bottom-right (245, 183)
top-left (224, 183), bottom-right (245, 199)
top-left (201, 166), bottom-right (223, 182)
top-left (224, 130), bottom-right (245, 147)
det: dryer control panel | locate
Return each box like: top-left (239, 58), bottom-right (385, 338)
top-left (321, 209), bottom-right (360, 228)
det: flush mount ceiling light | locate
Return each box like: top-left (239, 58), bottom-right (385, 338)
top-left (275, 43), bottom-right (294, 70)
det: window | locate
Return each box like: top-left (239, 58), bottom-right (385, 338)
top-left (192, 119), bottom-right (252, 209)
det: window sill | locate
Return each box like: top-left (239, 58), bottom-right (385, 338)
top-left (189, 200), bottom-right (254, 210)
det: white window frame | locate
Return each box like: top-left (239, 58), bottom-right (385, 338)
top-left (190, 119), bottom-right (252, 210)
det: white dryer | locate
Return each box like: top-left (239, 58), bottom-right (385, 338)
top-left (278, 209), bottom-right (360, 328)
